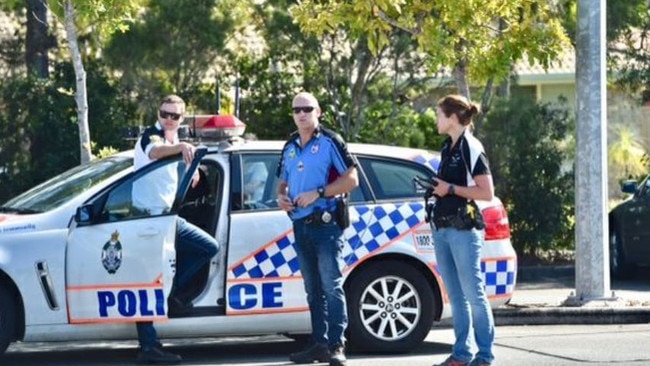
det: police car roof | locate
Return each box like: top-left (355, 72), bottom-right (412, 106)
top-left (228, 140), bottom-right (440, 159)
top-left (117, 139), bottom-right (439, 161)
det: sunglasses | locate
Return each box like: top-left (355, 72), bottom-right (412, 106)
top-left (159, 110), bottom-right (182, 121)
top-left (292, 106), bottom-right (315, 114)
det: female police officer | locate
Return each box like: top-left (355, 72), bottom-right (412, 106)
top-left (429, 95), bottom-right (495, 366)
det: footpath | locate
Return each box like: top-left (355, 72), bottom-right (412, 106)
top-left (494, 265), bottom-right (650, 325)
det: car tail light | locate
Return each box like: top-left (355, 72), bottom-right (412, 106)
top-left (482, 204), bottom-right (511, 241)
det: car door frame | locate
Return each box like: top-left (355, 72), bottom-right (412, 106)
top-left (65, 148), bottom-right (206, 324)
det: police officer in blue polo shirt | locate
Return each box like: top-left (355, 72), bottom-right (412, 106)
top-left (276, 92), bottom-right (358, 366)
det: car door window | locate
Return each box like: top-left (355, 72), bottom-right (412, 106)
top-left (101, 159), bottom-right (185, 222)
top-left (358, 156), bottom-right (436, 200)
top-left (232, 154), bottom-right (278, 212)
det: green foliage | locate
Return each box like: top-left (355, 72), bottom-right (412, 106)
top-left (103, 0), bottom-right (232, 117)
top-left (0, 60), bottom-right (137, 202)
top-left (602, 0), bottom-right (650, 101)
top-left (0, 74), bottom-right (78, 202)
top-left (291, 0), bottom-right (570, 86)
top-left (481, 96), bottom-right (575, 255)
top-left (48, 0), bottom-right (146, 38)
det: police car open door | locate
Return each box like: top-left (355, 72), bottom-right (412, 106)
top-left (65, 149), bottom-right (206, 324)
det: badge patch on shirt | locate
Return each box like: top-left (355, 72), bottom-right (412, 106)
top-left (101, 231), bottom-right (123, 274)
top-left (311, 144), bottom-right (320, 154)
top-left (149, 135), bottom-right (162, 144)
top-left (289, 148), bottom-right (296, 159)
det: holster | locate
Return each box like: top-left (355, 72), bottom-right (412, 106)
top-left (335, 194), bottom-right (350, 231)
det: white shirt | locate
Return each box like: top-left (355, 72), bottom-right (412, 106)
top-left (132, 122), bottom-right (179, 214)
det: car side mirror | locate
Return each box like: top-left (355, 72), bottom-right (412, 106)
top-left (75, 204), bottom-right (95, 225)
top-left (621, 180), bottom-right (638, 195)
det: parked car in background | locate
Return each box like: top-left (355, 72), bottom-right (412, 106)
top-left (609, 176), bottom-right (650, 279)
top-left (0, 117), bottom-right (516, 356)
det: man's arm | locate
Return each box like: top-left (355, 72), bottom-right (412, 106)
top-left (150, 142), bottom-right (196, 165)
top-left (292, 167), bottom-right (358, 208)
top-left (320, 167), bottom-right (358, 198)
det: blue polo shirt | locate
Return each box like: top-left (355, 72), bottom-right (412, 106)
top-left (277, 125), bottom-right (356, 220)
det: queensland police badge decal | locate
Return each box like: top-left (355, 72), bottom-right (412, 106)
top-left (101, 230), bottom-right (123, 274)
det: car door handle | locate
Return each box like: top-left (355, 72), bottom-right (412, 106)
top-left (138, 228), bottom-right (160, 237)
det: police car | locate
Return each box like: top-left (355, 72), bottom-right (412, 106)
top-left (0, 115), bottom-right (516, 356)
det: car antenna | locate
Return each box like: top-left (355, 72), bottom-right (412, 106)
top-left (235, 77), bottom-right (240, 118)
top-left (216, 77), bottom-right (221, 116)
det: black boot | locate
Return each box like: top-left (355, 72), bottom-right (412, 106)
top-left (289, 343), bottom-right (330, 364)
top-left (136, 345), bottom-right (182, 364)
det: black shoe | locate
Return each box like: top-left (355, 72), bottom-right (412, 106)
top-left (329, 345), bottom-right (347, 366)
top-left (136, 346), bottom-right (182, 364)
top-left (289, 343), bottom-right (330, 363)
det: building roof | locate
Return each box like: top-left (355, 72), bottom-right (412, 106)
top-left (514, 48), bottom-right (576, 85)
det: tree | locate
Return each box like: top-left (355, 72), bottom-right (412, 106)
top-left (609, 125), bottom-right (648, 180)
top-left (103, 0), bottom-right (232, 119)
top-left (482, 96), bottom-right (575, 256)
top-left (603, 0), bottom-right (650, 103)
top-left (221, 0), bottom-right (440, 145)
top-left (26, 0), bottom-right (52, 78)
top-left (47, 0), bottom-right (145, 164)
top-left (291, 0), bottom-right (569, 105)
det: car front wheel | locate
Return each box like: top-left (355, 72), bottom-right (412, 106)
top-left (0, 286), bottom-right (16, 355)
top-left (346, 260), bottom-right (436, 352)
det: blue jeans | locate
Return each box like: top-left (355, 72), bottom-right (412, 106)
top-left (293, 218), bottom-right (347, 349)
top-left (137, 217), bottom-right (219, 347)
top-left (433, 227), bottom-right (494, 364)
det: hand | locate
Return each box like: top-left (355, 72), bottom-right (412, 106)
top-left (277, 194), bottom-right (294, 212)
top-left (191, 171), bottom-right (200, 188)
top-left (432, 178), bottom-right (452, 197)
top-left (179, 142), bottom-right (196, 165)
top-left (293, 190), bottom-right (319, 208)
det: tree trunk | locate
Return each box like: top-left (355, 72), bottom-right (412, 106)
top-left (349, 38), bottom-right (373, 141)
top-left (26, 0), bottom-right (49, 78)
top-left (453, 59), bottom-right (470, 101)
top-left (63, 0), bottom-right (92, 164)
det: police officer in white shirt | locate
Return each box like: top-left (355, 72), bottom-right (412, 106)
top-left (132, 94), bottom-right (219, 364)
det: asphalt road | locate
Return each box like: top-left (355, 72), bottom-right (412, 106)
top-left (6, 267), bottom-right (650, 365)
top-left (4, 323), bottom-right (650, 365)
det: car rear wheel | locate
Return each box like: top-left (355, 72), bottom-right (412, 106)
top-left (346, 260), bottom-right (436, 352)
top-left (610, 226), bottom-right (635, 279)
top-left (0, 286), bottom-right (16, 355)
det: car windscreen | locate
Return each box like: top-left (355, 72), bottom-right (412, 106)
top-left (0, 155), bottom-right (133, 213)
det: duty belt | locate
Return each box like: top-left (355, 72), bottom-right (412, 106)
top-left (302, 210), bottom-right (334, 225)
top-left (433, 215), bottom-right (466, 230)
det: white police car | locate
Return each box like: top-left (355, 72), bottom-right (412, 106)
top-left (0, 116), bottom-right (516, 356)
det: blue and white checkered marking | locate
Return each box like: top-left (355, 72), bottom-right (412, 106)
top-left (229, 201), bottom-right (517, 298)
top-left (230, 203), bottom-right (425, 280)
top-left (482, 259), bottom-right (517, 296)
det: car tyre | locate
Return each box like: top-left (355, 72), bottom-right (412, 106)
top-left (0, 286), bottom-right (16, 355)
top-left (610, 226), bottom-right (635, 279)
top-left (346, 260), bottom-right (436, 353)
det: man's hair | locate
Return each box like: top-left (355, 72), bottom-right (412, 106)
top-left (161, 94), bottom-right (186, 113)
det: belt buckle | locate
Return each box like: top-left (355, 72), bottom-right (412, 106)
top-left (321, 211), bottom-right (332, 224)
